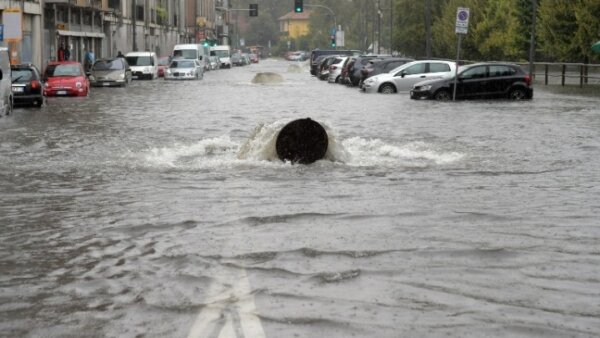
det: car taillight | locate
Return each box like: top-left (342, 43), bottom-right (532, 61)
top-left (330, 66), bottom-right (337, 70)
top-left (524, 74), bottom-right (532, 86)
top-left (30, 80), bottom-right (41, 89)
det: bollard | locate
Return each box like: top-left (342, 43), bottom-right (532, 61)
top-left (276, 118), bottom-right (328, 164)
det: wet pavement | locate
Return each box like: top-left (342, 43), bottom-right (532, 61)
top-left (1, 59), bottom-right (600, 337)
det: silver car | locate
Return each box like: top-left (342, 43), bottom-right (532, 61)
top-left (327, 56), bottom-right (349, 83)
top-left (164, 59), bottom-right (203, 80)
top-left (362, 60), bottom-right (456, 94)
top-left (89, 58), bottom-right (132, 87)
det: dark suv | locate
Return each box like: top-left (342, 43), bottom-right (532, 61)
top-left (11, 64), bottom-right (44, 107)
top-left (410, 62), bottom-right (533, 101)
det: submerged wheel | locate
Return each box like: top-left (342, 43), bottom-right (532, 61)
top-left (434, 90), bottom-right (451, 101)
top-left (509, 88), bottom-right (526, 100)
top-left (379, 83), bottom-right (396, 94)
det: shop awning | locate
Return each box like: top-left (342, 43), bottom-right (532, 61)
top-left (57, 30), bottom-right (105, 38)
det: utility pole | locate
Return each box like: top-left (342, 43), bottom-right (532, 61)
top-left (390, 0), bottom-right (393, 54)
top-left (425, 0), bottom-right (432, 57)
top-left (132, 0), bottom-right (137, 51)
top-left (528, 0), bottom-right (537, 78)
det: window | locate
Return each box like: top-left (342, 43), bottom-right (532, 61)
top-left (400, 63), bottom-right (426, 76)
top-left (136, 5), bottom-right (144, 21)
top-left (460, 66), bottom-right (487, 79)
top-left (489, 65), bottom-right (516, 77)
top-left (93, 59), bottom-right (125, 71)
top-left (108, 0), bottom-right (120, 10)
top-left (429, 63), bottom-right (451, 73)
top-left (384, 62), bottom-right (402, 72)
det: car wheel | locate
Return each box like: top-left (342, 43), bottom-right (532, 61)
top-left (434, 90), bottom-right (451, 101)
top-left (509, 88), bottom-right (526, 100)
top-left (379, 84), bottom-right (396, 94)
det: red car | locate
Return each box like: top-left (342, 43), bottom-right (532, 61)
top-left (249, 53), bottom-right (259, 63)
top-left (157, 56), bottom-right (170, 77)
top-left (43, 61), bottom-right (90, 97)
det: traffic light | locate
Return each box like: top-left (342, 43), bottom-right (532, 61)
top-left (331, 36), bottom-right (336, 48)
top-left (249, 4), bottom-right (258, 17)
top-left (294, 0), bottom-right (303, 13)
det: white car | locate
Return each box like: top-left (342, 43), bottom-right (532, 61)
top-left (124, 51), bottom-right (159, 80)
top-left (362, 60), bottom-right (456, 94)
top-left (327, 56), bottom-right (349, 83)
top-left (164, 59), bottom-right (203, 80)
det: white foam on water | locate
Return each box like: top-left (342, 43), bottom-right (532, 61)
top-left (140, 121), bottom-right (464, 170)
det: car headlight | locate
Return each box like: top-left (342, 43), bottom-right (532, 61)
top-left (76, 82), bottom-right (83, 88)
top-left (187, 71), bottom-right (194, 76)
top-left (119, 73), bottom-right (125, 79)
top-left (417, 84), bottom-right (432, 91)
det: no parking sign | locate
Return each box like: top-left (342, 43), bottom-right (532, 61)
top-left (455, 7), bottom-right (469, 34)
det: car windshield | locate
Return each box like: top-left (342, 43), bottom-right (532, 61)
top-left (125, 56), bottom-right (153, 66)
top-left (45, 64), bottom-right (82, 77)
top-left (170, 60), bottom-right (195, 68)
top-left (158, 58), bottom-right (170, 66)
top-left (11, 69), bottom-right (34, 83)
top-left (93, 59), bottom-right (124, 71)
top-left (173, 50), bottom-right (198, 59)
top-left (211, 50), bottom-right (230, 58)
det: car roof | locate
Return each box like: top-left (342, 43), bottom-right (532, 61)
top-left (126, 51), bottom-right (155, 56)
top-left (47, 61), bottom-right (82, 66)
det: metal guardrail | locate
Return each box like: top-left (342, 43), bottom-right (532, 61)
top-left (516, 62), bottom-right (600, 87)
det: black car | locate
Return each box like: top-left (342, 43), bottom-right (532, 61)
top-left (347, 55), bottom-right (390, 86)
top-left (11, 64), bottom-right (44, 107)
top-left (309, 49), bottom-right (360, 76)
top-left (410, 63), bottom-right (533, 101)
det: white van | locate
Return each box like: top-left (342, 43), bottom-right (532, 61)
top-left (124, 51), bottom-right (158, 80)
top-left (209, 45), bottom-right (232, 69)
top-left (173, 44), bottom-right (206, 75)
top-left (0, 47), bottom-right (13, 116)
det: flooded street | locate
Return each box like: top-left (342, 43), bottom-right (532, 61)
top-left (1, 59), bottom-right (600, 337)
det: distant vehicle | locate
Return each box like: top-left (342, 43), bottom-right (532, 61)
top-left (210, 45), bottom-right (232, 69)
top-left (89, 58), bottom-right (132, 87)
top-left (173, 44), bottom-right (207, 72)
top-left (327, 56), bottom-right (349, 83)
top-left (309, 49), bottom-right (360, 76)
top-left (410, 62), bottom-right (533, 101)
top-left (164, 59), bottom-right (203, 80)
top-left (231, 52), bottom-right (243, 66)
top-left (157, 56), bottom-right (170, 77)
top-left (318, 55), bottom-right (339, 80)
top-left (362, 60), bottom-right (455, 94)
top-left (0, 47), bottom-right (13, 115)
top-left (208, 56), bottom-right (219, 70)
top-left (348, 55), bottom-right (395, 86)
top-left (249, 54), bottom-right (259, 63)
top-left (42, 61), bottom-right (89, 97)
top-left (125, 51), bottom-right (158, 80)
top-left (11, 63), bottom-right (44, 107)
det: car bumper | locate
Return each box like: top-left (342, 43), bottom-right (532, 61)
top-left (14, 93), bottom-right (44, 104)
top-left (165, 74), bottom-right (196, 80)
top-left (44, 88), bottom-right (87, 96)
top-left (361, 82), bottom-right (379, 93)
top-left (91, 80), bottom-right (126, 87)
top-left (410, 89), bottom-right (434, 100)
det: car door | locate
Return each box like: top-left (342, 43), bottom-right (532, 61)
top-left (427, 62), bottom-right (453, 81)
top-left (488, 65), bottom-right (516, 97)
top-left (391, 62), bottom-right (427, 91)
top-left (457, 65), bottom-right (488, 99)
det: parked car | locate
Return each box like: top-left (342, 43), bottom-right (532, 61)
top-left (249, 53), bottom-right (259, 63)
top-left (347, 55), bottom-right (390, 86)
top-left (164, 59), bottom-right (203, 80)
top-left (42, 61), bottom-right (89, 97)
top-left (11, 63), bottom-right (44, 107)
top-left (231, 53), bottom-right (243, 66)
top-left (410, 62), bottom-right (533, 101)
top-left (362, 60), bottom-right (455, 94)
top-left (328, 56), bottom-right (349, 83)
top-left (89, 58), bottom-right (132, 87)
top-left (360, 58), bottom-right (414, 83)
top-left (0, 47), bottom-right (13, 115)
top-left (125, 51), bottom-right (158, 80)
top-left (310, 49), bottom-right (360, 76)
top-left (157, 56), bottom-right (170, 77)
top-left (318, 55), bottom-right (339, 80)
top-left (339, 57), bottom-right (356, 85)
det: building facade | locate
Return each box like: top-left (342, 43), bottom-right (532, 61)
top-left (278, 10), bottom-right (310, 39)
top-left (0, 0), bottom-right (230, 71)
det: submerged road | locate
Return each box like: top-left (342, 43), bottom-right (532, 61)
top-left (1, 59), bottom-right (600, 337)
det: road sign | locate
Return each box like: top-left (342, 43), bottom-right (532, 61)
top-left (455, 7), bottom-right (469, 34)
top-left (336, 31), bottom-right (344, 47)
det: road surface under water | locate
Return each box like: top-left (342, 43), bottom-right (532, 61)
top-left (1, 60), bottom-right (600, 337)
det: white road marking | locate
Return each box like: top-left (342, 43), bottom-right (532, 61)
top-left (188, 268), bottom-right (266, 338)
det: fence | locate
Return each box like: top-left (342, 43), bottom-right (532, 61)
top-left (517, 62), bottom-right (600, 87)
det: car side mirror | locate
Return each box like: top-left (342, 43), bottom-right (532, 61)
top-left (400, 71), bottom-right (406, 78)
top-left (199, 56), bottom-right (203, 60)
top-left (0, 70), bottom-right (3, 80)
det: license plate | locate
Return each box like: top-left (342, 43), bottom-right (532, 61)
top-left (57, 90), bottom-right (67, 95)
top-left (12, 87), bottom-right (24, 93)
top-left (132, 76), bottom-right (138, 79)
top-left (102, 82), bottom-right (110, 86)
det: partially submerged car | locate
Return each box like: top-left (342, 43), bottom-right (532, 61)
top-left (43, 61), bottom-right (89, 97)
top-left (362, 60), bottom-right (455, 94)
top-left (11, 63), bottom-right (44, 107)
top-left (89, 58), bottom-right (132, 87)
top-left (164, 59), bottom-right (203, 80)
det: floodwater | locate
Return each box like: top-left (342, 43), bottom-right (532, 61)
top-left (1, 60), bottom-right (600, 338)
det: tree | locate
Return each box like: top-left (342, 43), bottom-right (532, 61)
top-left (431, 0), bottom-right (485, 60)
